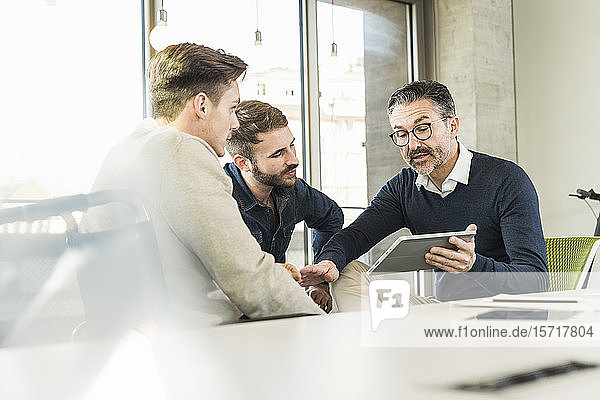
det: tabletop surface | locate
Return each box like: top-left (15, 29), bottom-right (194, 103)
top-left (2, 289), bottom-right (600, 400)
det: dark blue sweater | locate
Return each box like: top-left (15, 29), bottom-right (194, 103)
top-left (316, 151), bottom-right (549, 301)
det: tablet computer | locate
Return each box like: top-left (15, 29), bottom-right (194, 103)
top-left (366, 230), bottom-right (476, 275)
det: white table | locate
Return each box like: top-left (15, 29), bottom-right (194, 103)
top-left (2, 290), bottom-right (600, 400)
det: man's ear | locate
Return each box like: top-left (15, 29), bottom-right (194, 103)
top-left (192, 92), bottom-right (209, 119)
top-left (449, 116), bottom-right (460, 138)
top-left (233, 154), bottom-right (252, 172)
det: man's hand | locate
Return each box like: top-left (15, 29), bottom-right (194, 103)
top-left (309, 282), bottom-right (333, 313)
top-left (299, 260), bottom-right (339, 287)
top-left (282, 263), bottom-right (301, 282)
top-left (425, 224), bottom-right (477, 274)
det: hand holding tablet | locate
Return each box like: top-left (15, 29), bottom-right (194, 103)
top-left (426, 224), bottom-right (477, 274)
top-left (367, 224), bottom-right (477, 275)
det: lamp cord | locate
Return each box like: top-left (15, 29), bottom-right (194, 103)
top-left (331, 0), bottom-right (335, 42)
top-left (256, 0), bottom-right (259, 31)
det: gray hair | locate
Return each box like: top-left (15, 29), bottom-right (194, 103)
top-left (387, 80), bottom-right (456, 118)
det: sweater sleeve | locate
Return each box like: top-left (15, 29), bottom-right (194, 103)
top-left (294, 179), bottom-right (344, 256)
top-left (158, 137), bottom-right (324, 317)
top-left (436, 165), bottom-right (549, 300)
top-left (315, 175), bottom-right (407, 271)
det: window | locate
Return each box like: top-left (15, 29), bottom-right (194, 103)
top-left (316, 0), bottom-right (413, 262)
top-left (257, 83), bottom-right (266, 96)
top-left (317, 1), bottom-right (368, 216)
top-left (0, 0), bottom-right (143, 200)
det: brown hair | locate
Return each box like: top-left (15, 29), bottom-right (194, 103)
top-left (226, 100), bottom-right (288, 161)
top-left (148, 43), bottom-right (247, 122)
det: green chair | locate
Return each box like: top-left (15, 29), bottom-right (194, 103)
top-left (545, 237), bottom-right (600, 291)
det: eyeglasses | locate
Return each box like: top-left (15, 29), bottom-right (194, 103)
top-left (389, 117), bottom-right (450, 147)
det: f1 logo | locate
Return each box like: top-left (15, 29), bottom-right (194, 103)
top-left (369, 280), bottom-right (410, 331)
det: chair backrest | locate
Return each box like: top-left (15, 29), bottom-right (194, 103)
top-left (545, 236), bottom-right (600, 291)
top-left (0, 230), bottom-right (84, 345)
top-left (0, 191), bottom-right (169, 345)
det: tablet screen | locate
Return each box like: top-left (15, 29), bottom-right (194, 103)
top-left (367, 230), bottom-right (476, 274)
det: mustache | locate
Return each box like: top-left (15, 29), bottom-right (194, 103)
top-left (283, 164), bottom-right (299, 174)
top-left (408, 149), bottom-right (432, 160)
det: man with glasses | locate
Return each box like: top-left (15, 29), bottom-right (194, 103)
top-left (299, 80), bottom-right (548, 308)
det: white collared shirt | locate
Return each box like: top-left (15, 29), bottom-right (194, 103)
top-left (415, 142), bottom-right (472, 198)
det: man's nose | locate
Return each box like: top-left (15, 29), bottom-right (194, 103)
top-left (231, 114), bottom-right (240, 131)
top-left (287, 148), bottom-right (299, 166)
top-left (407, 134), bottom-right (422, 151)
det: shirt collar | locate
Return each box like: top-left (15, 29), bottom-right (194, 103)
top-left (415, 142), bottom-right (472, 196)
top-left (224, 163), bottom-right (262, 211)
top-left (446, 141), bottom-right (472, 185)
top-left (224, 163), bottom-right (291, 211)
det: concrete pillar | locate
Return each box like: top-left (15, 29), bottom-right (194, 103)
top-left (437, 0), bottom-right (516, 160)
top-left (363, 3), bottom-right (410, 203)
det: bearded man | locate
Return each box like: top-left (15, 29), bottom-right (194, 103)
top-left (299, 80), bottom-right (549, 308)
top-left (224, 100), bottom-right (344, 312)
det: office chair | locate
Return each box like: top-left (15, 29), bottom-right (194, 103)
top-left (0, 191), bottom-right (169, 345)
top-left (0, 211), bottom-right (82, 345)
top-left (545, 236), bottom-right (600, 291)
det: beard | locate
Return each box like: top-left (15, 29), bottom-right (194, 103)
top-left (252, 163), bottom-right (298, 188)
top-left (401, 140), bottom-right (452, 176)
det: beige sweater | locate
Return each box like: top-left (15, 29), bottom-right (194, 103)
top-left (83, 119), bottom-right (323, 326)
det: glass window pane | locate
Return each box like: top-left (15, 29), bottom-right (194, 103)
top-left (0, 1), bottom-right (143, 200)
top-left (317, 1), bottom-right (367, 211)
top-left (317, 0), bottom-right (411, 262)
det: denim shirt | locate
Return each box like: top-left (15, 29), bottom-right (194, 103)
top-left (224, 163), bottom-right (344, 263)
